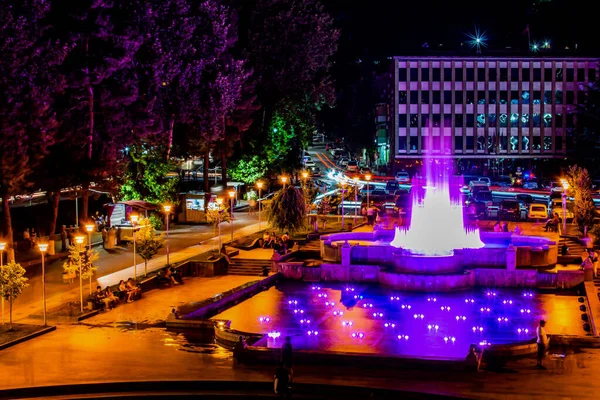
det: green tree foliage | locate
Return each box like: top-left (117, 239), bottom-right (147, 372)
top-left (567, 165), bottom-right (596, 233)
top-left (136, 220), bottom-right (164, 275)
top-left (267, 186), bottom-right (307, 233)
top-left (205, 202), bottom-right (231, 227)
top-left (229, 155), bottom-right (269, 185)
top-left (0, 261), bottom-right (29, 330)
top-left (119, 145), bottom-right (180, 205)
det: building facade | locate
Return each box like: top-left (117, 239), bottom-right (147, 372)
top-left (392, 56), bottom-right (599, 170)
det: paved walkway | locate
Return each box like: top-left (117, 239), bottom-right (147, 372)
top-left (0, 273), bottom-right (599, 399)
top-left (6, 214), bottom-right (264, 323)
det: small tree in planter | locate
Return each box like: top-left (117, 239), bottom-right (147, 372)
top-left (62, 242), bottom-right (99, 309)
top-left (0, 261), bottom-right (29, 330)
top-left (317, 196), bottom-right (332, 230)
top-left (205, 203), bottom-right (231, 250)
top-left (137, 220), bottom-right (165, 275)
top-left (267, 186), bottom-right (307, 234)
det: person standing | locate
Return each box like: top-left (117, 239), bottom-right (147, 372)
top-left (281, 336), bottom-right (293, 373)
top-left (536, 320), bottom-right (549, 369)
top-left (274, 364), bottom-right (291, 399)
top-left (61, 225), bottom-right (68, 252)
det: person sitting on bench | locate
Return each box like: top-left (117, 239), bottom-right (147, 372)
top-left (126, 278), bottom-right (142, 300)
top-left (170, 266), bottom-right (184, 284)
top-left (544, 213), bottom-right (560, 232)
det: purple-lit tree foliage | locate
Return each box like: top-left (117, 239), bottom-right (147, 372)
top-left (47, 0), bottom-right (145, 221)
top-left (0, 0), bottom-right (67, 259)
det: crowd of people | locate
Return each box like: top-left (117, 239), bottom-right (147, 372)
top-left (262, 231), bottom-right (297, 255)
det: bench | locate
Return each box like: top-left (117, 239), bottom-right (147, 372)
top-left (232, 238), bottom-right (262, 251)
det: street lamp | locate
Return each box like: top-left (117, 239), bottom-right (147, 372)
top-left (216, 198), bottom-right (223, 252)
top-left (38, 243), bottom-right (49, 326)
top-left (163, 205), bottom-right (172, 267)
top-left (229, 190), bottom-right (236, 242)
top-left (340, 181), bottom-right (347, 229)
top-left (130, 214), bottom-right (139, 280)
top-left (281, 176), bottom-right (288, 189)
top-left (0, 242), bottom-right (5, 325)
top-left (365, 174), bottom-right (372, 207)
top-left (561, 180), bottom-right (569, 235)
top-left (75, 235), bottom-right (85, 313)
top-left (353, 177), bottom-right (359, 222)
top-left (256, 182), bottom-right (264, 231)
top-left (85, 224), bottom-right (95, 295)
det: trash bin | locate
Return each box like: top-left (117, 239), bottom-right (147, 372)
top-left (105, 229), bottom-right (117, 249)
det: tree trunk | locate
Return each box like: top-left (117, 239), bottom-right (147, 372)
top-left (1, 187), bottom-right (14, 262)
top-left (221, 116), bottom-right (227, 187)
top-left (9, 299), bottom-right (13, 330)
top-left (203, 149), bottom-right (211, 211)
top-left (48, 190), bottom-right (61, 238)
top-left (167, 117), bottom-right (174, 160)
top-left (81, 183), bottom-right (89, 223)
top-left (86, 38), bottom-right (94, 161)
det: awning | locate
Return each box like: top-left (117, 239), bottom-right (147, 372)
top-left (118, 200), bottom-right (159, 211)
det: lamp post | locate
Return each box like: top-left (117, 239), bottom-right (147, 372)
top-left (229, 190), bottom-right (236, 242)
top-left (75, 235), bottom-right (85, 313)
top-left (130, 214), bottom-right (139, 280)
top-left (353, 177), bottom-right (359, 222)
top-left (365, 174), bottom-right (372, 207)
top-left (340, 181), bottom-right (347, 229)
top-left (256, 182), bottom-right (263, 231)
top-left (0, 242), bottom-right (5, 325)
top-left (216, 198), bottom-right (223, 252)
top-left (85, 224), bottom-right (95, 295)
top-left (163, 205), bottom-right (172, 267)
top-left (561, 180), bottom-right (569, 235)
top-left (281, 176), bottom-right (288, 189)
top-left (38, 243), bottom-right (49, 326)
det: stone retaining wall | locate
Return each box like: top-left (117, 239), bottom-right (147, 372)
top-left (276, 262), bottom-right (583, 290)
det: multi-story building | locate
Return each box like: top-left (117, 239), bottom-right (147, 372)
top-left (391, 55), bottom-right (599, 174)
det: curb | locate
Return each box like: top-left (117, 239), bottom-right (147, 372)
top-left (0, 325), bottom-right (56, 351)
top-left (27, 309), bottom-right (99, 323)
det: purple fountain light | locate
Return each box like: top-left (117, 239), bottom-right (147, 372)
top-left (390, 157), bottom-right (484, 255)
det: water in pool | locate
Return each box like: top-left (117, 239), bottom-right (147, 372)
top-left (212, 281), bottom-right (545, 359)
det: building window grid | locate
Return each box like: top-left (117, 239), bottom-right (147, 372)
top-left (396, 59), bottom-right (595, 156)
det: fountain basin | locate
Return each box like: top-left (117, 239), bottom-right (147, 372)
top-left (393, 251), bottom-right (464, 274)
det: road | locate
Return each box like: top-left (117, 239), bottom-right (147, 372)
top-left (7, 212), bottom-right (262, 321)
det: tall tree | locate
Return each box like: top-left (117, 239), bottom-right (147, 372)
top-left (0, 0), bottom-right (66, 260)
top-left (47, 0), bottom-right (146, 221)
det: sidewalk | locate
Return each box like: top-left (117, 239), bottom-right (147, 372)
top-left (8, 215), bottom-right (264, 323)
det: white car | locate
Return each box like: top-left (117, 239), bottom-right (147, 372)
top-left (304, 159), bottom-right (316, 168)
top-left (395, 171), bottom-right (410, 182)
top-left (551, 199), bottom-right (573, 220)
top-left (528, 204), bottom-right (548, 220)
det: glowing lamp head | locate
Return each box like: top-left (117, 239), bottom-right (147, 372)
top-left (281, 176), bottom-right (288, 184)
top-left (163, 205), bottom-right (172, 213)
top-left (302, 171), bottom-right (308, 179)
top-left (38, 243), bottom-right (49, 253)
top-left (75, 235), bottom-right (85, 245)
top-left (256, 181), bottom-right (264, 189)
top-left (353, 177), bottom-right (359, 183)
top-left (130, 214), bottom-right (139, 224)
top-left (216, 198), bottom-right (223, 205)
top-left (228, 190), bottom-right (235, 198)
top-left (85, 224), bottom-right (95, 233)
top-left (0, 242), bottom-right (6, 251)
top-left (365, 174), bottom-right (371, 181)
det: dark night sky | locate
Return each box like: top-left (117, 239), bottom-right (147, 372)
top-left (322, 0), bottom-right (600, 61)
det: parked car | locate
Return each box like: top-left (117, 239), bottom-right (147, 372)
top-left (523, 181), bottom-right (539, 190)
top-left (346, 160), bottom-right (359, 173)
top-left (516, 194), bottom-right (534, 206)
top-left (386, 180), bottom-right (400, 193)
top-left (499, 200), bottom-right (521, 220)
top-left (466, 202), bottom-right (487, 219)
top-left (528, 204), bottom-right (549, 220)
top-left (311, 167), bottom-right (322, 177)
top-left (469, 181), bottom-right (491, 196)
top-left (304, 159), bottom-right (316, 169)
top-left (551, 199), bottom-right (574, 220)
top-left (395, 171), bottom-right (410, 183)
top-left (477, 177), bottom-right (491, 186)
top-left (550, 181), bottom-right (564, 192)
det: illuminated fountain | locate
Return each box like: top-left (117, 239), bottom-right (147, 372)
top-left (390, 159), bottom-right (484, 256)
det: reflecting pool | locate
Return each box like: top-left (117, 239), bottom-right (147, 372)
top-left (212, 281), bottom-right (552, 359)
